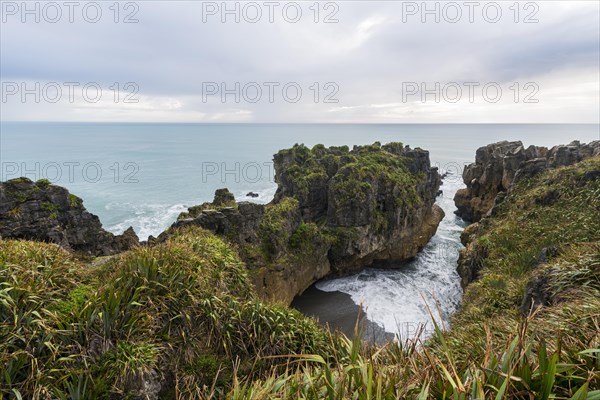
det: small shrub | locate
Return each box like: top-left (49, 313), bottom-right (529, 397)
top-left (69, 194), bottom-right (79, 207)
top-left (36, 178), bottom-right (51, 186)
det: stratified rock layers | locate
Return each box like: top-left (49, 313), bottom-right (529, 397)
top-left (0, 178), bottom-right (138, 256)
top-left (1, 142), bottom-right (444, 304)
top-left (455, 140), bottom-right (600, 289)
top-left (454, 140), bottom-right (600, 222)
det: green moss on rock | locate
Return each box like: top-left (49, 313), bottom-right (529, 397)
top-left (258, 197), bottom-right (300, 261)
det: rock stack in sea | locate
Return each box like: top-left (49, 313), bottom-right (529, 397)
top-left (164, 142), bottom-right (444, 304)
top-left (0, 177), bottom-right (139, 256)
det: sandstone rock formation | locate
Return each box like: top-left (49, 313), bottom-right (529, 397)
top-left (165, 142), bottom-right (444, 304)
top-left (455, 140), bottom-right (600, 222)
top-left (0, 178), bottom-right (139, 256)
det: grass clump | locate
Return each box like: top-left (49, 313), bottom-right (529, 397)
top-left (289, 223), bottom-right (332, 252)
top-left (36, 179), bottom-right (51, 186)
top-left (68, 194), bottom-right (80, 207)
top-left (41, 201), bottom-right (59, 212)
top-left (0, 240), bottom-right (89, 398)
top-left (7, 177), bottom-right (31, 184)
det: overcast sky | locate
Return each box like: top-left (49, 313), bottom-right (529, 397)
top-left (1, 0), bottom-right (599, 123)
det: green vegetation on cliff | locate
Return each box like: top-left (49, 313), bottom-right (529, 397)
top-left (275, 142), bottom-right (421, 212)
top-left (2, 157), bottom-right (598, 399)
top-left (449, 157), bottom-right (600, 369)
top-left (178, 189), bottom-right (238, 220)
top-left (256, 199), bottom-right (335, 267)
top-left (259, 197), bottom-right (301, 260)
top-left (164, 142), bottom-right (442, 304)
top-left (274, 143), bottom-right (347, 198)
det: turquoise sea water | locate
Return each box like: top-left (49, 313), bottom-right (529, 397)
top-left (2, 123), bottom-right (598, 337)
top-left (2, 123), bottom-right (597, 239)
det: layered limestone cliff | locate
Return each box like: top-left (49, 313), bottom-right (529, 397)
top-left (454, 140), bottom-right (600, 222)
top-left (166, 142), bottom-right (444, 304)
top-left (0, 178), bottom-right (139, 256)
top-left (455, 142), bottom-right (600, 291)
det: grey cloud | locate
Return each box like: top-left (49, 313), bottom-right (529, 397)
top-left (1, 0), bottom-right (598, 122)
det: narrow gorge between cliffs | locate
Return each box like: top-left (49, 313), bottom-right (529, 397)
top-left (292, 176), bottom-right (467, 341)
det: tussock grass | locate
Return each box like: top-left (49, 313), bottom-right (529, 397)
top-left (1, 227), bottom-right (330, 399)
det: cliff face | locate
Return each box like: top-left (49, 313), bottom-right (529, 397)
top-left (437, 151), bottom-right (600, 375)
top-left (455, 144), bottom-right (600, 290)
top-left (454, 140), bottom-right (600, 222)
top-left (167, 142), bottom-right (443, 304)
top-left (0, 178), bottom-right (139, 256)
top-left (274, 143), bottom-right (443, 273)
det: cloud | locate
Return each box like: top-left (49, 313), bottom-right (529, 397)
top-left (1, 1), bottom-right (598, 123)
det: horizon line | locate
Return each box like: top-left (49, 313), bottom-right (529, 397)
top-left (1, 121), bottom-right (599, 125)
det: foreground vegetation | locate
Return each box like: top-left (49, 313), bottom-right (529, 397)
top-left (0, 227), bottom-right (330, 398)
top-left (1, 158), bottom-right (599, 399)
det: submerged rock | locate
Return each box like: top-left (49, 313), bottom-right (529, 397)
top-left (0, 178), bottom-right (139, 256)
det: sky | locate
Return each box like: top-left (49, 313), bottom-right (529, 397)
top-left (1, 0), bottom-right (599, 123)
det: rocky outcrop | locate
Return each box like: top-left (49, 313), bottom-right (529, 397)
top-left (327, 203), bottom-right (444, 273)
top-left (519, 246), bottom-right (561, 316)
top-left (456, 141), bottom-right (600, 288)
top-left (213, 188), bottom-right (236, 205)
top-left (455, 221), bottom-right (487, 288)
top-left (454, 140), bottom-right (600, 222)
top-left (0, 178), bottom-right (139, 256)
top-left (169, 201), bottom-right (265, 248)
top-left (164, 142), bottom-right (443, 304)
top-left (273, 143), bottom-right (443, 274)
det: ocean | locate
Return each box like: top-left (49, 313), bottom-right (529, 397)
top-left (2, 122), bottom-right (598, 338)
